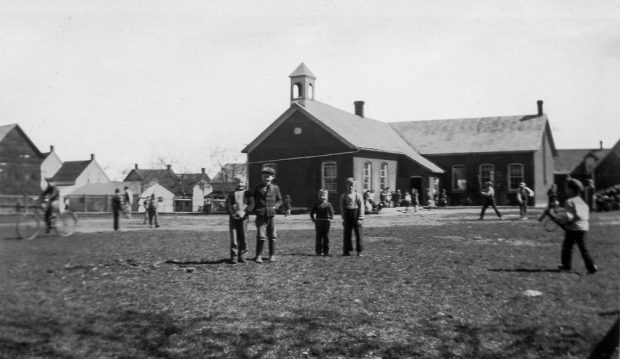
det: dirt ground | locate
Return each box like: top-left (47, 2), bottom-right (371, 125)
top-left (2, 206), bottom-right (529, 239)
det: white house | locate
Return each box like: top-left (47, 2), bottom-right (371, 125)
top-left (40, 145), bottom-right (63, 190)
top-left (52, 154), bottom-right (111, 197)
top-left (138, 182), bottom-right (175, 213)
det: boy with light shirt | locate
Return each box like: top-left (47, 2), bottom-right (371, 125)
top-left (226, 178), bottom-right (254, 264)
top-left (549, 178), bottom-right (598, 274)
top-left (340, 178), bottom-right (364, 256)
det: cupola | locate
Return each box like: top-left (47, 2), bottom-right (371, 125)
top-left (289, 63), bottom-right (316, 105)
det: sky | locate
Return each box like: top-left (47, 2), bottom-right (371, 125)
top-left (1, 0), bottom-right (619, 181)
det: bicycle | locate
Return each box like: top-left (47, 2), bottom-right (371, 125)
top-left (16, 200), bottom-right (77, 239)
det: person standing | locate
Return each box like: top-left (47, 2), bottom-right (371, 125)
top-left (340, 177), bottom-right (364, 256)
top-left (252, 167), bottom-right (283, 263)
top-left (402, 190), bottom-right (412, 213)
top-left (123, 185), bottom-right (133, 219)
top-left (282, 194), bottom-right (293, 216)
top-left (548, 178), bottom-right (598, 274)
top-left (40, 177), bottom-right (60, 233)
top-left (147, 193), bottom-right (160, 228)
top-left (517, 182), bottom-right (535, 219)
top-left (546, 184), bottom-right (559, 213)
top-left (310, 189), bottom-right (334, 256)
top-left (583, 179), bottom-right (596, 211)
top-left (111, 188), bottom-right (122, 231)
top-left (225, 179), bottom-right (254, 264)
top-left (479, 181), bottom-right (503, 220)
top-left (412, 189), bottom-right (419, 213)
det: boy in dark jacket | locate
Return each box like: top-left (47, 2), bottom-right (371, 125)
top-left (310, 189), bottom-right (334, 256)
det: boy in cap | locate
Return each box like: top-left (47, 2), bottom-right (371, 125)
top-left (225, 178), bottom-right (254, 264)
top-left (40, 177), bottom-right (60, 233)
top-left (548, 178), bottom-right (598, 274)
top-left (517, 182), bottom-right (534, 219)
top-left (252, 167), bottom-right (283, 263)
top-left (340, 177), bottom-right (364, 256)
top-left (479, 181), bottom-right (503, 220)
top-left (310, 189), bottom-right (334, 256)
top-left (111, 188), bottom-right (122, 231)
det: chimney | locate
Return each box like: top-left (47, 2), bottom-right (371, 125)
top-left (354, 101), bottom-right (365, 118)
top-left (90, 153), bottom-right (95, 160)
top-left (537, 100), bottom-right (543, 116)
top-left (134, 163), bottom-right (138, 169)
top-left (167, 164), bottom-right (171, 171)
top-left (201, 168), bottom-right (205, 174)
top-left (50, 145), bottom-right (54, 152)
top-left (600, 141), bottom-right (603, 150)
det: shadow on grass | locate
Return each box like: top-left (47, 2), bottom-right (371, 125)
top-left (2, 306), bottom-right (604, 358)
top-left (164, 259), bottom-right (229, 265)
top-left (488, 268), bottom-right (568, 273)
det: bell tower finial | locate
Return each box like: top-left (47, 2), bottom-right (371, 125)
top-left (289, 63), bottom-right (316, 105)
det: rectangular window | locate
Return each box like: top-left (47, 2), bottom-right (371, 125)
top-left (380, 163), bottom-right (388, 190)
top-left (479, 164), bottom-right (494, 186)
top-left (363, 162), bottom-right (372, 191)
top-left (322, 162), bottom-right (337, 192)
top-left (451, 165), bottom-right (466, 191)
top-left (508, 164), bottom-right (524, 190)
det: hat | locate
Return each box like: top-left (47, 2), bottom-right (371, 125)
top-left (345, 177), bottom-right (355, 184)
top-left (261, 167), bottom-right (275, 175)
top-left (566, 178), bottom-right (584, 193)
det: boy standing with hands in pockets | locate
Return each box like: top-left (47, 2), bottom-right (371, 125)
top-left (310, 189), bottom-right (334, 256)
top-left (340, 178), bottom-right (364, 256)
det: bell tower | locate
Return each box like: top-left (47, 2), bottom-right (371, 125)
top-left (289, 63), bottom-right (316, 105)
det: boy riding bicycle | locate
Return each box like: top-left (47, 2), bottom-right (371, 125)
top-left (40, 177), bottom-right (60, 233)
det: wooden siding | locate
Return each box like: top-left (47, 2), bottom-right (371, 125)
top-left (0, 127), bottom-right (43, 195)
top-left (424, 152), bottom-right (536, 205)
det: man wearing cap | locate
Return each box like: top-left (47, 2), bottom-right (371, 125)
top-left (340, 177), bottom-right (364, 256)
top-left (40, 177), bottom-right (60, 233)
top-left (252, 167), bottom-right (283, 263)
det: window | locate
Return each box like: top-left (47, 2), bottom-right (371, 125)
top-left (322, 162), bottom-right (337, 192)
top-left (479, 164), bottom-right (494, 186)
top-left (307, 83), bottom-right (314, 99)
top-left (508, 164), bottom-right (524, 191)
top-left (363, 162), bottom-right (372, 191)
top-left (380, 163), bottom-right (388, 189)
top-left (451, 165), bottom-right (466, 191)
top-left (293, 83), bottom-right (302, 98)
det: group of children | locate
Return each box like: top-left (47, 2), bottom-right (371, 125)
top-left (111, 188), bottom-right (160, 230)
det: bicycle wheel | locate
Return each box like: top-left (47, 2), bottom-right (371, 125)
top-left (55, 211), bottom-right (76, 237)
top-left (16, 213), bottom-right (40, 240)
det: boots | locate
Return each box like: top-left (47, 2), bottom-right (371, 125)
top-left (268, 239), bottom-right (276, 262)
top-left (254, 240), bottom-right (264, 263)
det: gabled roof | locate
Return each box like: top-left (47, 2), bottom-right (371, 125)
top-left (124, 167), bottom-right (182, 195)
top-left (593, 139), bottom-right (620, 171)
top-left (52, 160), bottom-right (91, 184)
top-left (289, 63), bottom-right (316, 79)
top-left (0, 123), bottom-right (44, 158)
top-left (211, 163), bottom-right (247, 183)
top-left (389, 114), bottom-right (555, 155)
top-left (243, 101), bottom-right (444, 173)
top-left (554, 147), bottom-right (612, 174)
top-left (68, 181), bottom-right (141, 196)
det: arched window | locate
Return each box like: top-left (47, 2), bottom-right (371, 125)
top-left (292, 83), bottom-right (303, 99)
top-left (307, 83), bottom-right (314, 99)
top-left (380, 163), bottom-right (388, 189)
top-left (451, 165), bottom-right (466, 191)
top-left (507, 163), bottom-right (524, 191)
top-left (479, 164), bottom-right (495, 187)
top-left (363, 162), bottom-right (372, 191)
top-left (321, 161), bottom-right (337, 192)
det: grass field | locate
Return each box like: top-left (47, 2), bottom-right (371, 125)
top-left (0, 209), bottom-right (618, 358)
